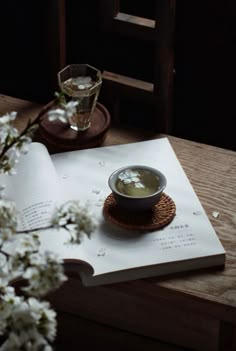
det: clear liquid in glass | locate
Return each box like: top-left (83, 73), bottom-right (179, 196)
top-left (61, 76), bottom-right (101, 131)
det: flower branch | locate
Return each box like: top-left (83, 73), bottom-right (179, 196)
top-left (0, 98), bottom-right (96, 350)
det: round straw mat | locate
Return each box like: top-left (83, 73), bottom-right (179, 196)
top-left (103, 193), bottom-right (176, 231)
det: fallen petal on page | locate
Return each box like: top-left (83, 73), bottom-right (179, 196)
top-left (193, 211), bottom-right (202, 215)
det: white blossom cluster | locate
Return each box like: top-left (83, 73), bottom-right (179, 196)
top-left (0, 108), bottom-right (97, 350)
top-left (0, 199), bottom-right (17, 245)
top-left (52, 200), bottom-right (97, 243)
top-left (0, 200), bottom-right (67, 350)
top-left (0, 287), bottom-right (56, 351)
top-left (0, 112), bottom-right (35, 175)
top-left (11, 236), bottom-right (67, 297)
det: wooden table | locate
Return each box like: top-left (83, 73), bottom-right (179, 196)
top-left (1, 94), bottom-right (236, 351)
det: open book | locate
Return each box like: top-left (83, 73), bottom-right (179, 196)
top-left (0, 138), bottom-right (225, 286)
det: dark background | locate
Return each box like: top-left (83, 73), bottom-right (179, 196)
top-left (0, 1), bottom-right (235, 150)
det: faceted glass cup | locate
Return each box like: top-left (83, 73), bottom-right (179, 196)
top-left (58, 64), bottom-right (102, 131)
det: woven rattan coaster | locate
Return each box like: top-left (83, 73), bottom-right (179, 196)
top-left (103, 193), bottom-right (176, 231)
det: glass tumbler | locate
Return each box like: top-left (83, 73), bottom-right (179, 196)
top-left (58, 64), bottom-right (102, 131)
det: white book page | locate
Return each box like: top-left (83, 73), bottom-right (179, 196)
top-left (0, 143), bottom-right (61, 231)
top-left (38, 137), bottom-right (225, 278)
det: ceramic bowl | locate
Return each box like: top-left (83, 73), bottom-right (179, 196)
top-left (108, 165), bottom-right (167, 212)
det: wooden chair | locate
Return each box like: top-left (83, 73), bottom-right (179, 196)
top-left (65, 0), bottom-right (176, 133)
top-left (97, 0), bottom-right (176, 133)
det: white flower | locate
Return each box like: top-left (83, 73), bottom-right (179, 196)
top-left (118, 169), bottom-right (144, 188)
top-left (22, 250), bottom-right (67, 297)
top-left (28, 297), bottom-right (57, 341)
top-left (48, 108), bottom-right (68, 123)
top-left (0, 330), bottom-right (52, 351)
top-left (16, 233), bottom-right (40, 255)
top-left (0, 184), bottom-right (5, 198)
top-left (0, 287), bottom-right (16, 334)
top-left (0, 122), bottom-right (32, 175)
top-left (0, 112), bottom-right (17, 125)
top-left (0, 292), bottom-right (56, 350)
top-left (52, 200), bottom-right (97, 243)
top-left (48, 100), bottom-right (79, 123)
top-left (0, 147), bottom-right (19, 175)
top-left (1, 286), bottom-right (21, 305)
top-left (15, 135), bottom-right (32, 154)
top-left (0, 125), bottom-right (18, 152)
top-left (0, 254), bottom-right (12, 288)
top-left (10, 234), bottom-right (41, 277)
top-left (0, 330), bottom-right (48, 351)
top-left (64, 100), bottom-right (78, 117)
top-left (0, 274), bottom-right (9, 292)
top-left (0, 113), bottom-right (18, 148)
top-left (73, 76), bottom-right (92, 85)
top-left (0, 276), bottom-right (11, 296)
top-left (0, 199), bottom-right (18, 244)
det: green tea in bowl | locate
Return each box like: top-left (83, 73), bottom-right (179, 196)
top-left (108, 165), bottom-right (167, 212)
top-left (115, 168), bottom-right (160, 197)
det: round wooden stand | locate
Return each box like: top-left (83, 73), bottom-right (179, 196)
top-left (37, 102), bottom-right (111, 152)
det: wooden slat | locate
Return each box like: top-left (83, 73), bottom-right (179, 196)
top-left (115, 12), bottom-right (156, 28)
top-left (101, 71), bottom-right (155, 111)
top-left (99, 1), bottom-right (158, 40)
top-left (110, 17), bottom-right (158, 41)
top-left (101, 71), bottom-right (172, 132)
top-left (102, 71), bottom-right (154, 93)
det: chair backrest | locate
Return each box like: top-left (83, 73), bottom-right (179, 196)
top-left (64, 1), bottom-right (175, 132)
top-left (96, 0), bottom-right (176, 132)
